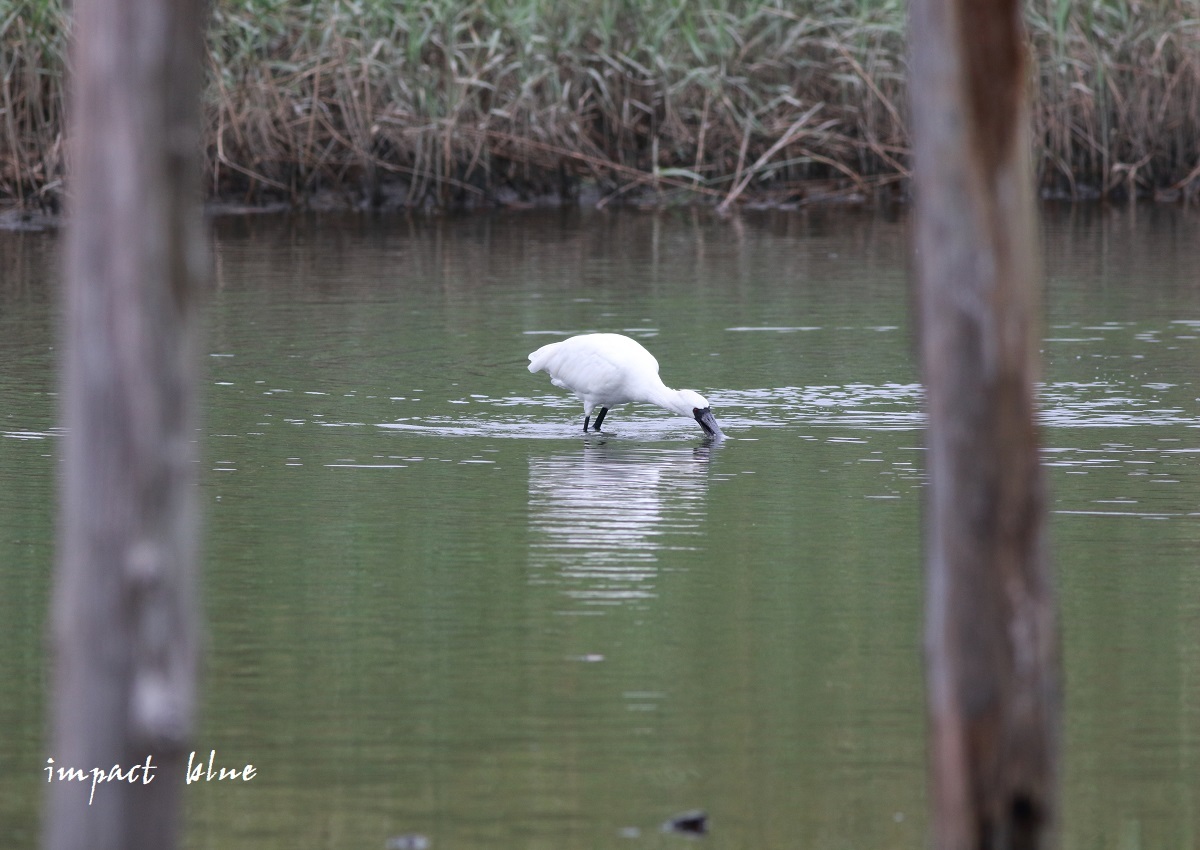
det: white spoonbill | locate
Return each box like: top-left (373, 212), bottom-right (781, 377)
top-left (528, 333), bottom-right (725, 438)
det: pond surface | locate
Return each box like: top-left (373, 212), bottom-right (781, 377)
top-left (2, 205), bottom-right (1200, 848)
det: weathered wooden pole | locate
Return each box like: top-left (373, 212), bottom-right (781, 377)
top-left (908, 0), bottom-right (1061, 848)
top-left (46, 0), bottom-right (208, 847)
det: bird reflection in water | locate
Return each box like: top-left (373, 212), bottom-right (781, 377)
top-left (526, 441), bottom-right (719, 610)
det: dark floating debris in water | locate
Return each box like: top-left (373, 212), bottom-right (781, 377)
top-left (662, 809), bottom-right (709, 836)
top-left (386, 834), bottom-right (430, 850)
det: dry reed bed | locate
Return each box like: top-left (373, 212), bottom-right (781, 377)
top-left (2, 0), bottom-right (1199, 211)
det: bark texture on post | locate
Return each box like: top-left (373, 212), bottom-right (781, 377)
top-left (909, 0), bottom-right (1060, 848)
top-left (46, 0), bottom-right (208, 847)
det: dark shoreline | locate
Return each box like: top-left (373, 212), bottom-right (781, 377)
top-left (3, 176), bottom-right (1183, 234)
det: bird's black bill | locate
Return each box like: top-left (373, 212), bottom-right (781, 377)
top-left (694, 407), bottom-right (725, 439)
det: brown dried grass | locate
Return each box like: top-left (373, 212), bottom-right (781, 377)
top-left (2, 0), bottom-right (1198, 211)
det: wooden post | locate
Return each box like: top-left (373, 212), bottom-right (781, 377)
top-left (46, 0), bottom-right (207, 847)
top-left (909, 0), bottom-right (1061, 848)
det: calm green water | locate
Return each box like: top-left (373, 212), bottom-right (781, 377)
top-left (2, 206), bottom-right (1199, 849)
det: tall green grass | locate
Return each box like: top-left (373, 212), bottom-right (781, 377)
top-left (1, 0), bottom-right (67, 208)
top-left (2, 0), bottom-right (1198, 210)
top-left (197, 0), bottom-right (909, 207)
top-left (1028, 0), bottom-right (1200, 199)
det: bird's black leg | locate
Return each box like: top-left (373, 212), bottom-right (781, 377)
top-left (583, 414), bottom-right (591, 432)
top-left (592, 407), bottom-right (609, 431)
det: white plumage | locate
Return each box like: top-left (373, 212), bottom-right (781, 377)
top-left (528, 333), bottom-right (725, 437)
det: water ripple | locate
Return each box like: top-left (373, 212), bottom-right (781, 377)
top-left (362, 376), bottom-right (1200, 439)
